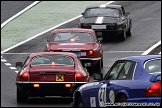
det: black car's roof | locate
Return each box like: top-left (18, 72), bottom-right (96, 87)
top-left (85, 4), bottom-right (122, 10)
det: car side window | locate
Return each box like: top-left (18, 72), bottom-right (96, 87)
top-left (121, 6), bottom-right (125, 15)
top-left (76, 57), bottom-right (84, 70)
top-left (144, 59), bottom-right (161, 73)
top-left (22, 55), bottom-right (30, 68)
top-left (117, 61), bottom-right (134, 80)
top-left (104, 61), bottom-right (125, 80)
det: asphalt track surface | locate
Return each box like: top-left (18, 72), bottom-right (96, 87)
top-left (1, 1), bottom-right (161, 107)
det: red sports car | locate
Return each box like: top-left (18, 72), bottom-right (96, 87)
top-left (44, 28), bottom-right (103, 73)
top-left (15, 52), bottom-right (90, 103)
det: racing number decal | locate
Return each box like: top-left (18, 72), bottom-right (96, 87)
top-left (98, 84), bottom-right (107, 107)
top-left (90, 97), bottom-right (96, 107)
top-left (56, 74), bottom-right (64, 81)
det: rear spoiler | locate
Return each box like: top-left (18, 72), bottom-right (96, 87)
top-left (149, 73), bottom-right (161, 82)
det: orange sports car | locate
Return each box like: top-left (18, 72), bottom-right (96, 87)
top-left (44, 28), bottom-right (103, 73)
top-left (15, 52), bottom-right (90, 103)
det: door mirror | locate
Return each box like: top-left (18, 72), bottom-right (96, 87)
top-left (93, 73), bottom-right (103, 81)
top-left (81, 13), bottom-right (84, 15)
top-left (125, 12), bottom-right (130, 16)
top-left (16, 62), bottom-right (23, 70)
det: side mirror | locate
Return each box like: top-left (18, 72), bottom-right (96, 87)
top-left (81, 13), bottom-right (84, 15)
top-left (16, 62), bottom-right (23, 70)
top-left (93, 73), bottom-right (103, 81)
top-left (125, 12), bottom-right (130, 16)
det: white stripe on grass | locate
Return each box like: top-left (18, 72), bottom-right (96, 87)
top-left (1, 1), bottom-right (40, 29)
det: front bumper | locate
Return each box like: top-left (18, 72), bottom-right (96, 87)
top-left (16, 81), bottom-right (87, 97)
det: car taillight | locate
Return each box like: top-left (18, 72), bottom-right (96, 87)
top-left (76, 72), bottom-right (83, 79)
top-left (86, 50), bottom-right (94, 57)
top-left (81, 23), bottom-right (85, 28)
top-left (50, 49), bottom-right (53, 52)
top-left (145, 82), bottom-right (161, 97)
top-left (113, 23), bottom-right (117, 29)
top-left (20, 72), bottom-right (29, 81)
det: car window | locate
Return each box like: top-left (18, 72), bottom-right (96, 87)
top-left (117, 61), bottom-right (134, 80)
top-left (104, 61), bottom-right (125, 80)
top-left (77, 57), bottom-right (84, 69)
top-left (50, 32), bottom-right (94, 43)
top-left (144, 59), bottom-right (161, 73)
top-left (22, 55), bottom-right (30, 67)
top-left (31, 55), bottom-right (74, 65)
top-left (84, 8), bottom-right (120, 18)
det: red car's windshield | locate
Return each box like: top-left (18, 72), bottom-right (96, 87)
top-left (50, 32), bottom-right (95, 43)
top-left (31, 55), bottom-right (74, 66)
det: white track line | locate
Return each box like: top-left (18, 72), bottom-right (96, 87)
top-left (142, 41), bottom-right (161, 55)
top-left (9, 67), bottom-right (17, 69)
top-left (5, 63), bottom-right (11, 66)
top-left (1, 1), bottom-right (115, 73)
top-left (1, 59), bottom-right (7, 62)
top-left (3, 53), bottom-right (31, 54)
top-left (2, 51), bottom-right (144, 54)
top-left (1, 1), bottom-right (40, 29)
top-left (1, 1), bottom-right (115, 54)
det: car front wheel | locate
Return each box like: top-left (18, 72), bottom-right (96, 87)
top-left (78, 96), bottom-right (84, 107)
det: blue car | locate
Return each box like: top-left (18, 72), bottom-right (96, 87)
top-left (71, 55), bottom-right (161, 107)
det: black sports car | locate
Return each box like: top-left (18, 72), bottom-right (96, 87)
top-left (79, 4), bottom-right (132, 41)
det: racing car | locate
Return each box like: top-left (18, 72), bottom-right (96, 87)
top-left (44, 28), bottom-right (103, 73)
top-left (15, 52), bottom-right (90, 103)
top-left (79, 4), bottom-right (132, 41)
top-left (71, 55), bottom-right (161, 107)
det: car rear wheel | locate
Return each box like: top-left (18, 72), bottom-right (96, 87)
top-left (126, 26), bottom-right (132, 36)
top-left (94, 59), bottom-right (102, 73)
top-left (120, 30), bottom-right (126, 41)
top-left (118, 95), bottom-right (127, 107)
top-left (17, 87), bottom-right (28, 103)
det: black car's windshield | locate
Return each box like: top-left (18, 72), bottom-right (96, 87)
top-left (50, 32), bottom-right (95, 43)
top-left (84, 8), bottom-right (120, 18)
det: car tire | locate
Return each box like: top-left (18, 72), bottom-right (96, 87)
top-left (118, 94), bottom-right (127, 107)
top-left (77, 96), bottom-right (84, 107)
top-left (101, 56), bottom-right (103, 68)
top-left (120, 30), bottom-right (126, 41)
top-left (126, 26), bottom-right (132, 36)
top-left (17, 87), bottom-right (28, 103)
top-left (95, 59), bottom-right (101, 73)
